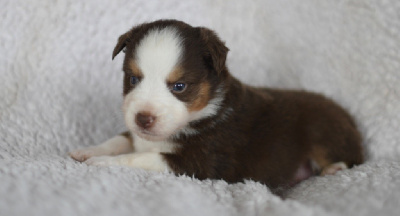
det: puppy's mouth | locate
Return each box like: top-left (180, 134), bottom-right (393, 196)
top-left (140, 129), bottom-right (159, 137)
top-left (134, 128), bottom-right (168, 141)
top-left (133, 123), bottom-right (188, 141)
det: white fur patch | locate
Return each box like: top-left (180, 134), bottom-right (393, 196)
top-left (133, 134), bottom-right (176, 153)
top-left (173, 126), bottom-right (200, 138)
top-left (135, 27), bottom-right (183, 80)
top-left (85, 153), bottom-right (170, 172)
top-left (69, 135), bottom-right (133, 162)
top-left (79, 134), bottom-right (174, 171)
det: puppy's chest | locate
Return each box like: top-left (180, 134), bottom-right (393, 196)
top-left (133, 135), bottom-right (176, 153)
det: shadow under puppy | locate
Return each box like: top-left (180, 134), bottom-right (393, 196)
top-left (70, 19), bottom-right (363, 192)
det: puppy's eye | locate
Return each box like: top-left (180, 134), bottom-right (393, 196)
top-left (172, 83), bottom-right (186, 93)
top-left (130, 76), bottom-right (140, 85)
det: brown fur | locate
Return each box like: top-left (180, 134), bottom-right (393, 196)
top-left (112, 19), bottom-right (364, 193)
top-left (167, 67), bottom-right (184, 84)
top-left (120, 131), bottom-right (133, 143)
top-left (126, 61), bottom-right (143, 78)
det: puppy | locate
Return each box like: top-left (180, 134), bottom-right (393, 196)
top-left (70, 19), bottom-right (363, 191)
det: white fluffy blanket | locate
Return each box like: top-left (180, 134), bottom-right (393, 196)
top-left (1, 0), bottom-right (400, 215)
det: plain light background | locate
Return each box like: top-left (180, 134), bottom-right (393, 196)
top-left (1, 0), bottom-right (400, 216)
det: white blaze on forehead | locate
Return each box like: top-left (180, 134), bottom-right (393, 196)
top-left (135, 27), bottom-right (183, 80)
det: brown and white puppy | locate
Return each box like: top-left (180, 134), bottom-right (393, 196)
top-left (70, 20), bottom-right (363, 191)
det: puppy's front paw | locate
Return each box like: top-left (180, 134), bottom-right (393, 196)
top-left (69, 148), bottom-right (99, 162)
top-left (85, 156), bottom-right (117, 166)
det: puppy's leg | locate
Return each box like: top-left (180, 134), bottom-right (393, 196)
top-left (309, 146), bottom-right (349, 176)
top-left (85, 153), bottom-right (170, 172)
top-left (69, 132), bottom-right (133, 162)
top-left (321, 162), bottom-right (348, 176)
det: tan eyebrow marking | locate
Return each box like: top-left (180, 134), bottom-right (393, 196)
top-left (127, 61), bottom-right (143, 77)
top-left (167, 66), bottom-right (184, 83)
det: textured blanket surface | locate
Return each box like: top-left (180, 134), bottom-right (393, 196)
top-left (1, 0), bottom-right (400, 215)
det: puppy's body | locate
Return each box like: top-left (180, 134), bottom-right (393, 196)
top-left (166, 78), bottom-right (362, 188)
top-left (70, 20), bottom-right (363, 191)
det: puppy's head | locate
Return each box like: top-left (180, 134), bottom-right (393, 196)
top-left (112, 20), bottom-right (229, 141)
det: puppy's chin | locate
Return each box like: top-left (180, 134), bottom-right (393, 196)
top-left (133, 129), bottom-right (168, 142)
top-left (132, 123), bottom-right (189, 141)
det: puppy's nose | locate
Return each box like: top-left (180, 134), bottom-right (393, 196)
top-left (135, 112), bottom-right (156, 129)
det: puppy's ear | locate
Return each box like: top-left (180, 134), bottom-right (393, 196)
top-left (112, 31), bottom-right (132, 60)
top-left (198, 27), bottom-right (229, 75)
